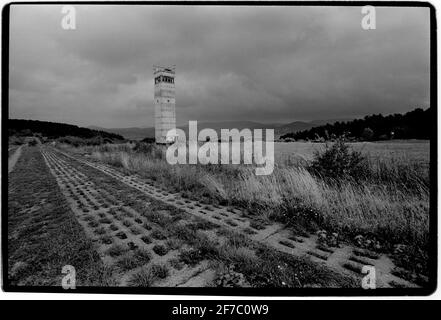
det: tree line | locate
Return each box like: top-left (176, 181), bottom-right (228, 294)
top-left (280, 108), bottom-right (431, 142)
top-left (9, 119), bottom-right (124, 141)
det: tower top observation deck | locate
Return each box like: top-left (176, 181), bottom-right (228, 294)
top-left (153, 65), bottom-right (176, 75)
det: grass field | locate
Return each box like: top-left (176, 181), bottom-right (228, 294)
top-left (8, 145), bottom-right (361, 288)
top-left (275, 140), bottom-right (429, 165)
top-left (7, 139), bottom-right (430, 288)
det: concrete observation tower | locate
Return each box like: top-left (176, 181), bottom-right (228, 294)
top-left (154, 65), bottom-right (176, 144)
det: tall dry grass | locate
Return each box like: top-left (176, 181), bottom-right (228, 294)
top-left (224, 166), bottom-right (429, 247)
top-left (65, 142), bottom-right (429, 251)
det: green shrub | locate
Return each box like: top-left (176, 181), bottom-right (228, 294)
top-left (310, 140), bottom-right (368, 180)
top-left (133, 142), bottom-right (164, 159)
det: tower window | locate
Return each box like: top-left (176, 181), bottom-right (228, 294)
top-left (155, 75), bottom-right (174, 84)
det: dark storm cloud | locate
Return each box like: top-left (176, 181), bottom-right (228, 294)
top-left (9, 5), bottom-right (430, 127)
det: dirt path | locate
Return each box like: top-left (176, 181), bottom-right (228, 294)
top-left (45, 146), bottom-right (418, 288)
top-left (8, 145), bottom-right (23, 174)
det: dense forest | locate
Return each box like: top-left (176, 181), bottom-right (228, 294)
top-left (280, 108), bottom-right (431, 141)
top-left (9, 119), bottom-right (124, 142)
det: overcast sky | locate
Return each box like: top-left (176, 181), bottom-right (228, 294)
top-left (9, 5), bottom-right (430, 128)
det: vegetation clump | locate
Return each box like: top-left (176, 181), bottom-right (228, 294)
top-left (281, 108), bottom-right (431, 141)
top-left (310, 140), bottom-right (368, 181)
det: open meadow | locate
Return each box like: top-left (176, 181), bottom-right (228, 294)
top-left (275, 140), bottom-right (429, 165)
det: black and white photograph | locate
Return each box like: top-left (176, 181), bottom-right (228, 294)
top-left (1, 2), bottom-right (436, 296)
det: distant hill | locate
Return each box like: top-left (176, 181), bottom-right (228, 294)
top-left (309, 118), bottom-right (355, 126)
top-left (180, 121), bottom-right (277, 138)
top-left (89, 126), bottom-right (155, 140)
top-left (90, 122), bottom-right (270, 140)
top-left (275, 121), bottom-right (318, 136)
top-left (280, 108), bottom-right (431, 141)
top-left (9, 119), bottom-right (125, 142)
top-left (93, 119), bottom-right (350, 140)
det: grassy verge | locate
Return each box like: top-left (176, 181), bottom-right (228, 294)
top-left (7, 146), bottom-right (112, 286)
top-left (169, 226), bottom-right (357, 288)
